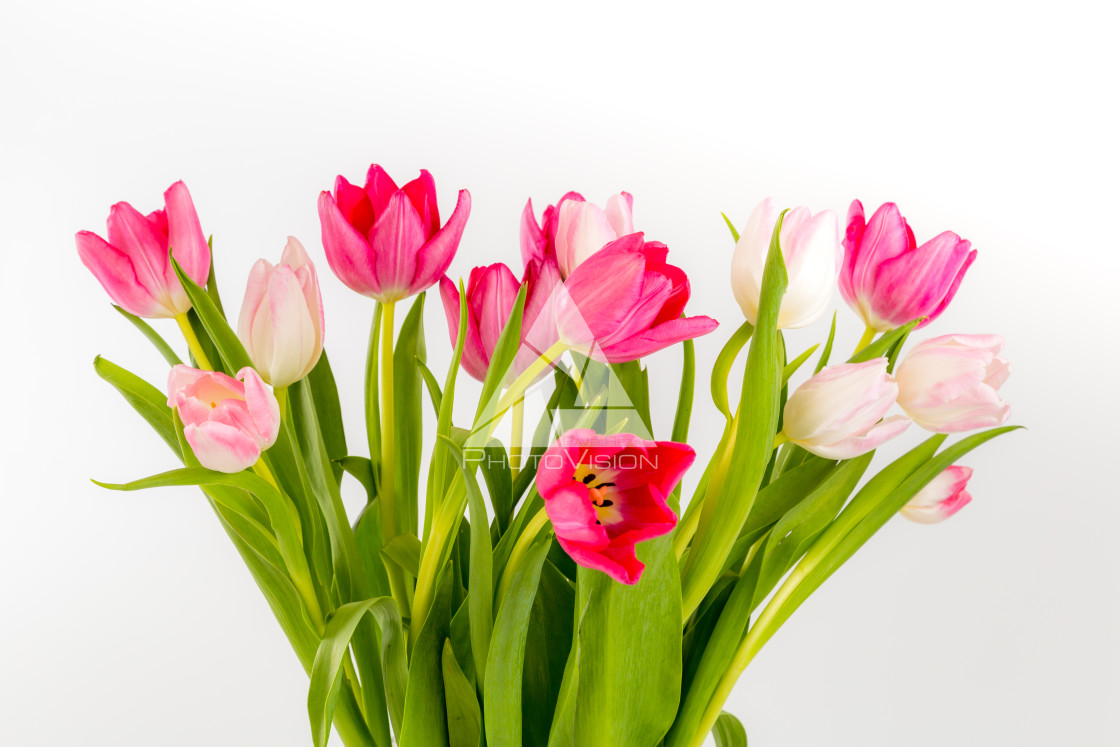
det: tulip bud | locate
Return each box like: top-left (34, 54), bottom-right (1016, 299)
top-left (900, 465), bottom-right (973, 524)
top-left (895, 334), bottom-right (1011, 433)
top-left (237, 237), bottom-right (325, 388)
top-left (731, 198), bottom-right (840, 329)
top-left (318, 165), bottom-right (470, 303)
top-left (554, 192), bottom-right (635, 278)
top-left (76, 181), bottom-right (211, 318)
top-left (167, 365), bottom-right (280, 473)
top-left (782, 358), bottom-right (910, 459)
top-left (841, 200), bottom-right (976, 332)
top-left (555, 234), bottom-right (718, 363)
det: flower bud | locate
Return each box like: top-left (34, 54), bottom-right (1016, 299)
top-left (895, 334), bottom-right (1011, 432)
top-left (901, 465), bottom-right (973, 524)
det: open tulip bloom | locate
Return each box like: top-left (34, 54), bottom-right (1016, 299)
top-left (83, 171), bottom-right (1020, 747)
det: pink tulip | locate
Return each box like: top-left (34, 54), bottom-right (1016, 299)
top-left (438, 256), bottom-right (561, 383)
top-left (76, 181), bottom-right (211, 318)
top-left (237, 237), bottom-right (325, 389)
top-left (782, 358), bottom-right (910, 459)
top-left (167, 365), bottom-right (280, 473)
top-left (522, 191), bottom-right (635, 278)
top-left (535, 428), bottom-right (694, 584)
top-left (895, 334), bottom-right (1011, 433)
top-left (318, 165), bottom-right (470, 303)
top-left (731, 198), bottom-right (841, 330)
top-left (841, 200), bottom-right (977, 331)
top-left (900, 465), bottom-right (973, 524)
top-left (554, 233), bottom-right (718, 363)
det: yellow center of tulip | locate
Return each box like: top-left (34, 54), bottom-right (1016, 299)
top-left (572, 467), bottom-right (621, 526)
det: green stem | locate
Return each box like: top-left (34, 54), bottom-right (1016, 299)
top-left (509, 397), bottom-right (525, 482)
top-left (379, 301), bottom-right (410, 617)
top-left (495, 508), bottom-right (551, 609)
top-left (854, 324), bottom-right (877, 356)
top-left (175, 312), bottom-right (214, 370)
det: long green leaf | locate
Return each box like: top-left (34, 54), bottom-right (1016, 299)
top-left (93, 356), bottom-right (180, 453)
top-left (472, 284), bottom-right (527, 429)
top-left (711, 321), bottom-right (754, 421)
top-left (400, 567), bottom-right (454, 746)
top-left (713, 711), bottom-right (748, 747)
top-left (307, 597), bottom-right (408, 747)
top-left (171, 256), bottom-right (253, 372)
top-left (441, 640), bottom-right (482, 747)
top-left (395, 294), bottom-right (427, 536)
top-left (112, 305), bottom-right (183, 366)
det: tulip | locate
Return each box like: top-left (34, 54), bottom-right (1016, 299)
top-left (782, 358), bottom-right (910, 459)
top-left (438, 256), bottom-right (561, 383)
top-left (900, 465), bottom-right (973, 524)
top-left (731, 198), bottom-right (840, 329)
top-left (555, 233), bottom-right (718, 363)
top-left (895, 334), bottom-right (1011, 432)
top-left (535, 428), bottom-right (694, 584)
top-left (237, 237), bottom-right (325, 388)
top-left (841, 200), bottom-right (976, 331)
top-left (318, 165), bottom-right (470, 303)
top-left (522, 191), bottom-right (635, 278)
top-left (167, 365), bottom-right (280, 473)
top-left (76, 181), bottom-right (211, 318)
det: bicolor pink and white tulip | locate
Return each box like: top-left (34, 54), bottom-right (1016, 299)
top-left (782, 358), bottom-right (910, 459)
top-left (841, 200), bottom-right (976, 331)
top-left (901, 465), bottom-right (973, 524)
top-left (318, 165), bottom-right (470, 303)
top-left (731, 198), bottom-right (840, 329)
top-left (76, 181), bottom-right (211, 318)
top-left (555, 234), bottom-right (718, 362)
top-left (438, 256), bottom-right (561, 384)
top-left (521, 191), bottom-right (635, 278)
top-left (237, 237), bottom-right (325, 389)
top-left (535, 429), bottom-right (693, 585)
top-left (895, 334), bottom-right (1011, 433)
top-left (167, 365), bottom-right (280, 473)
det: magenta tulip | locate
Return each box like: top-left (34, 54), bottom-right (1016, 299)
top-left (841, 200), bottom-right (977, 331)
top-left (318, 165), bottom-right (470, 303)
top-left (76, 181), bottom-right (211, 318)
top-left (781, 358), bottom-right (911, 459)
top-left (522, 191), bottom-right (635, 278)
top-left (167, 365), bottom-right (281, 473)
top-left (895, 334), bottom-right (1011, 432)
top-left (237, 237), bottom-right (325, 388)
top-left (438, 256), bottom-right (561, 383)
top-left (554, 233), bottom-right (718, 362)
top-left (535, 428), bottom-right (694, 584)
top-left (901, 465), bottom-right (973, 524)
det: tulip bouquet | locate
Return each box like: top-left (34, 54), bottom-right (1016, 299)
top-left (81, 166), bottom-right (1016, 747)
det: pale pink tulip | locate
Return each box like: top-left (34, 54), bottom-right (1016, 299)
top-left (438, 256), bottom-right (561, 384)
top-left (895, 334), bottom-right (1011, 432)
top-left (900, 465), bottom-right (973, 524)
top-left (555, 234), bottom-right (718, 363)
top-left (841, 200), bottom-right (976, 331)
top-left (522, 191), bottom-right (635, 278)
top-left (731, 198), bottom-right (840, 329)
top-left (782, 358), bottom-right (910, 459)
top-left (167, 365), bottom-right (280, 473)
top-left (318, 165), bottom-right (470, 303)
top-left (76, 181), bottom-right (211, 318)
top-left (237, 237), bottom-right (325, 388)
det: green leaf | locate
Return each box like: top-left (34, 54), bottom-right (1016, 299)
top-left (781, 343), bottom-right (820, 385)
top-left (546, 597), bottom-right (590, 747)
top-left (484, 534), bottom-right (551, 747)
top-left (849, 318), bottom-right (921, 364)
top-left (479, 437), bottom-right (513, 533)
top-left (338, 456), bottom-right (376, 501)
top-left (417, 358), bottom-right (444, 415)
top-left (305, 352), bottom-right (348, 483)
top-left (307, 596), bottom-right (408, 747)
top-left (672, 339), bottom-right (695, 444)
top-left (711, 321), bottom-right (754, 421)
top-left (441, 640), bottom-right (482, 747)
top-left (171, 256), bottom-right (253, 373)
top-left (354, 501), bottom-right (392, 600)
top-left (721, 212), bottom-right (741, 243)
top-left (472, 284), bottom-right (528, 429)
top-left (400, 567), bottom-right (454, 747)
top-left (609, 359), bottom-right (652, 436)
top-left (93, 356), bottom-right (180, 453)
top-left (395, 294), bottom-right (427, 536)
top-left (381, 533), bottom-right (422, 578)
top-left (426, 282), bottom-right (468, 540)
top-left (814, 312), bottom-right (837, 374)
top-left (713, 711), bottom-right (748, 747)
top-left (112, 305), bottom-right (183, 366)
top-left (682, 211), bottom-right (788, 618)
top-left (521, 560), bottom-right (575, 746)
top-left (203, 237), bottom-right (226, 316)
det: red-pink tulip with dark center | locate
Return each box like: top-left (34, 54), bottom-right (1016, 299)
top-left (318, 165), bottom-right (470, 303)
top-left (554, 233), bottom-right (718, 362)
top-left (535, 428), bottom-right (694, 585)
top-left (841, 200), bottom-right (977, 331)
top-left (438, 256), bottom-right (562, 384)
top-left (75, 181), bottom-right (211, 318)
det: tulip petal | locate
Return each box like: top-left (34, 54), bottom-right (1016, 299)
top-left (439, 274), bottom-right (489, 381)
top-left (237, 367), bottom-right (280, 449)
top-left (265, 267), bottom-right (317, 387)
top-left (595, 315), bottom-right (719, 363)
top-left (106, 201), bottom-right (176, 311)
top-left (184, 421), bottom-right (262, 473)
top-left (545, 483), bottom-right (611, 548)
top-left (558, 538), bottom-right (645, 585)
top-left (520, 198), bottom-right (546, 266)
top-left (402, 169), bottom-right (440, 236)
top-left (318, 191), bottom-right (382, 298)
top-left (873, 232), bottom-right (975, 328)
top-left (364, 164), bottom-right (399, 219)
top-left (409, 188), bottom-right (471, 297)
top-left (794, 414), bottom-right (911, 459)
top-left (164, 181), bottom-right (211, 286)
top-left (335, 176), bottom-right (376, 235)
top-left (76, 231), bottom-right (167, 317)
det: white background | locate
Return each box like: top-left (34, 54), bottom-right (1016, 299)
top-left (2, 1), bottom-right (1117, 745)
